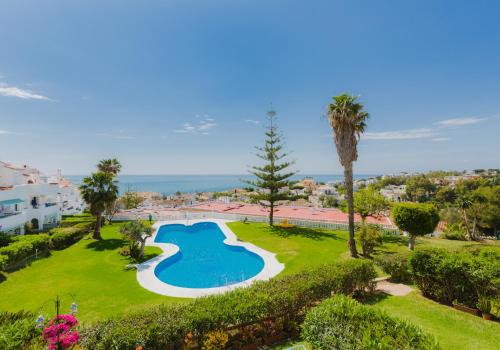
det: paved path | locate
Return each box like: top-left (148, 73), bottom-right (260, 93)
top-left (376, 278), bottom-right (413, 296)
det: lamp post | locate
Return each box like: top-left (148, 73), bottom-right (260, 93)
top-left (36, 294), bottom-right (78, 348)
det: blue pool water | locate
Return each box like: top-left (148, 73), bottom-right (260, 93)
top-left (154, 222), bottom-right (265, 288)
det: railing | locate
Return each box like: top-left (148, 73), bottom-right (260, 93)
top-left (113, 210), bottom-right (398, 234)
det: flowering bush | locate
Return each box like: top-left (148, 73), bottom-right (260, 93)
top-left (43, 314), bottom-right (80, 349)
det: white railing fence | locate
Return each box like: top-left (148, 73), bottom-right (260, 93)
top-left (113, 211), bottom-right (399, 234)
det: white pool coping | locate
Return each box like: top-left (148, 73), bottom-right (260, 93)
top-left (136, 218), bottom-right (285, 297)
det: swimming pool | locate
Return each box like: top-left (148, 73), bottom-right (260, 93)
top-left (136, 219), bottom-right (284, 297)
top-left (154, 222), bottom-right (264, 288)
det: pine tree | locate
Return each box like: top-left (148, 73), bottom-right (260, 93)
top-left (245, 110), bottom-right (296, 226)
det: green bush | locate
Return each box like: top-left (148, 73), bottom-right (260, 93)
top-left (0, 310), bottom-right (40, 350)
top-left (301, 295), bottom-right (440, 350)
top-left (374, 251), bottom-right (412, 283)
top-left (392, 202), bottom-right (440, 249)
top-left (409, 247), bottom-right (500, 307)
top-left (49, 227), bottom-right (85, 250)
top-left (0, 254), bottom-right (7, 270)
top-left (79, 260), bottom-right (377, 350)
top-left (0, 234), bottom-right (50, 269)
top-left (0, 232), bottom-right (11, 248)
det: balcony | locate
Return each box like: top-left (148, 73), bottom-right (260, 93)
top-left (0, 211), bottom-right (27, 233)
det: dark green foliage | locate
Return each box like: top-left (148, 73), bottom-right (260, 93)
top-left (79, 260), bottom-right (376, 350)
top-left (0, 310), bottom-right (40, 350)
top-left (301, 295), bottom-right (440, 350)
top-left (409, 247), bottom-right (500, 307)
top-left (392, 202), bottom-right (440, 249)
top-left (48, 226), bottom-right (88, 250)
top-left (392, 203), bottom-right (440, 236)
top-left (405, 175), bottom-right (436, 202)
top-left (0, 216), bottom-right (91, 271)
top-left (245, 110), bottom-right (296, 225)
top-left (0, 234), bottom-right (50, 268)
top-left (0, 232), bottom-right (12, 248)
top-left (374, 251), bottom-right (412, 283)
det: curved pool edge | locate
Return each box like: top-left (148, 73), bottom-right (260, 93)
top-left (136, 218), bottom-right (285, 298)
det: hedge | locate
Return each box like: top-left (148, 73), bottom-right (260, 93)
top-left (409, 247), bottom-right (500, 307)
top-left (301, 295), bottom-right (440, 350)
top-left (79, 260), bottom-right (377, 350)
top-left (49, 226), bottom-right (88, 250)
top-left (0, 216), bottom-right (92, 271)
top-left (0, 234), bottom-right (50, 267)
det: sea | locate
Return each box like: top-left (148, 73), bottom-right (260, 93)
top-left (66, 174), bottom-right (379, 196)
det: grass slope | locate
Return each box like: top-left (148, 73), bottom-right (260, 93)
top-left (0, 223), bottom-right (182, 323)
top-left (367, 292), bottom-right (500, 350)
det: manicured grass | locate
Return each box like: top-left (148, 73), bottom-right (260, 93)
top-left (0, 223), bottom-right (184, 323)
top-left (227, 222), bottom-right (350, 275)
top-left (0, 217), bottom-right (498, 350)
top-left (367, 292), bottom-right (500, 350)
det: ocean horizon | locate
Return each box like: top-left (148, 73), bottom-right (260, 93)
top-left (66, 174), bottom-right (380, 196)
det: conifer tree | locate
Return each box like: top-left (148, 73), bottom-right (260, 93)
top-left (246, 110), bottom-right (296, 225)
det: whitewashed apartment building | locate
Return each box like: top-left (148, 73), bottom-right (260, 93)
top-left (0, 161), bottom-right (83, 234)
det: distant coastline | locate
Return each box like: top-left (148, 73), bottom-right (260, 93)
top-left (66, 174), bottom-right (380, 195)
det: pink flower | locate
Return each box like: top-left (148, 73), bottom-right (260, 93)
top-left (43, 314), bottom-right (80, 349)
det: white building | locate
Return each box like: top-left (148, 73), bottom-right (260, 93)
top-left (0, 162), bottom-right (83, 234)
top-left (380, 185), bottom-right (406, 202)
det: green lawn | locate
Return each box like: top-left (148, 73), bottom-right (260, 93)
top-left (367, 292), bottom-right (500, 350)
top-left (0, 223), bottom-right (183, 323)
top-left (0, 220), bottom-right (498, 350)
top-left (227, 222), bottom-right (350, 275)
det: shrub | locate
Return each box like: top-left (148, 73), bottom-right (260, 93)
top-left (0, 232), bottom-right (12, 248)
top-left (374, 251), bottom-right (412, 283)
top-left (301, 295), bottom-right (440, 350)
top-left (392, 203), bottom-right (440, 250)
top-left (0, 254), bottom-right (7, 270)
top-left (0, 234), bottom-right (50, 269)
top-left (409, 247), bottom-right (500, 307)
top-left (202, 330), bottom-right (229, 350)
top-left (49, 227), bottom-right (87, 250)
top-left (0, 310), bottom-right (40, 350)
top-left (79, 260), bottom-right (377, 349)
top-left (441, 223), bottom-right (467, 240)
top-left (356, 224), bottom-right (382, 257)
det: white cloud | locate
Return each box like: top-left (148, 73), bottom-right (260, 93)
top-left (432, 137), bottom-right (450, 142)
top-left (0, 84), bottom-right (51, 101)
top-left (245, 119), bottom-right (260, 125)
top-left (0, 129), bottom-right (13, 135)
top-left (437, 117), bottom-right (486, 127)
top-left (363, 128), bottom-right (437, 140)
top-left (173, 117), bottom-right (217, 134)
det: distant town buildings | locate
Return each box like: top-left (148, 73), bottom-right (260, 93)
top-left (0, 161), bottom-right (83, 234)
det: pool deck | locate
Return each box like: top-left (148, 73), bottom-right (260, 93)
top-left (136, 218), bottom-right (285, 297)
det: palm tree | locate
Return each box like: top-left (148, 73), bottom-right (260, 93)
top-left (327, 94), bottom-right (369, 258)
top-left (80, 172), bottom-right (119, 239)
top-left (97, 158), bottom-right (122, 175)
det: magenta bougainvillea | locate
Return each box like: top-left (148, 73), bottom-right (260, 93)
top-left (42, 314), bottom-right (80, 349)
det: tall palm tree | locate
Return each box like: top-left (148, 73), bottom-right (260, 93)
top-left (327, 94), bottom-right (369, 258)
top-left (97, 158), bottom-right (122, 176)
top-left (80, 172), bottom-right (119, 239)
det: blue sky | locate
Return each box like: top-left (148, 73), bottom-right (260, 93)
top-left (1, 0), bottom-right (499, 175)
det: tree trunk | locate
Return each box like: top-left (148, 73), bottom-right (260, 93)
top-left (269, 201), bottom-right (274, 226)
top-left (344, 163), bottom-right (358, 258)
top-left (93, 213), bottom-right (102, 240)
top-left (408, 234), bottom-right (416, 250)
top-left (140, 239), bottom-right (145, 259)
top-left (462, 209), bottom-right (472, 241)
